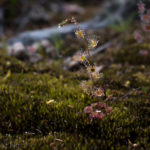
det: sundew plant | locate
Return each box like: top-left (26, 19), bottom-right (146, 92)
top-left (59, 17), bottom-right (102, 96)
top-left (59, 17), bottom-right (112, 120)
top-left (134, 0), bottom-right (150, 43)
top-left (133, 0), bottom-right (150, 56)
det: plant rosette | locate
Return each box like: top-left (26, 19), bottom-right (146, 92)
top-left (84, 102), bottom-right (112, 120)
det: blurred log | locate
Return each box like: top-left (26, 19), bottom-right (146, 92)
top-left (4, 0), bottom-right (138, 46)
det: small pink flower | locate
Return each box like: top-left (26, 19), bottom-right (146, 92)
top-left (84, 106), bottom-right (93, 114)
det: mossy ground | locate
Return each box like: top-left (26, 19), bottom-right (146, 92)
top-left (0, 28), bottom-right (150, 149)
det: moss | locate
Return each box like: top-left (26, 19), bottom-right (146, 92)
top-left (114, 43), bottom-right (150, 65)
top-left (1, 30), bottom-right (150, 149)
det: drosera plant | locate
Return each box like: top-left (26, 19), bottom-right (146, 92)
top-left (59, 17), bottom-right (101, 92)
top-left (134, 0), bottom-right (150, 54)
top-left (59, 17), bottom-right (112, 120)
top-left (84, 102), bottom-right (112, 120)
top-left (133, 0), bottom-right (150, 57)
top-left (138, 0), bottom-right (150, 32)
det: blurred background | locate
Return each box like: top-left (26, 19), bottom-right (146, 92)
top-left (0, 0), bottom-right (144, 66)
top-left (0, 0), bottom-right (103, 37)
top-left (0, 0), bottom-right (110, 65)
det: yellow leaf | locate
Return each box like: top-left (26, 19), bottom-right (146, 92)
top-left (3, 70), bottom-right (11, 81)
top-left (46, 100), bottom-right (55, 104)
